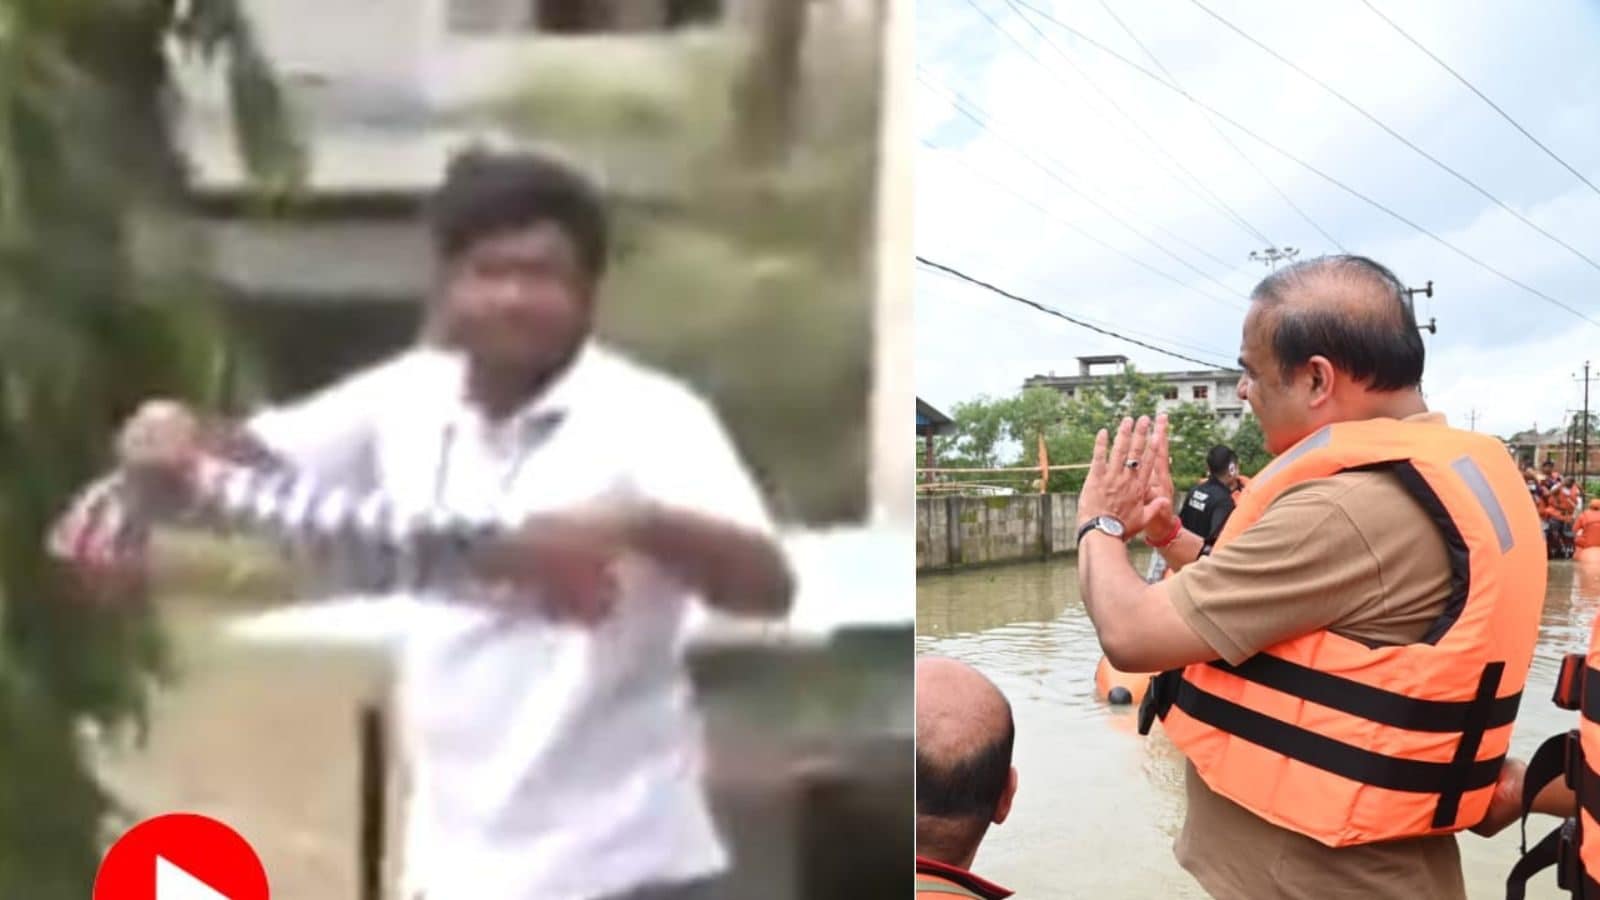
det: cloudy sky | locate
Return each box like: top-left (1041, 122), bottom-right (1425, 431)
top-left (915, 0), bottom-right (1600, 439)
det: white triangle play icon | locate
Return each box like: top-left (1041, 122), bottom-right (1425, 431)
top-left (156, 856), bottom-right (231, 900)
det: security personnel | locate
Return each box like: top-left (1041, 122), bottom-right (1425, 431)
top-left (1178, 445), bottom-right (1239, 555)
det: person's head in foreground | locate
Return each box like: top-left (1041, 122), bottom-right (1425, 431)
top-left (916, 656), bottom-right (1017, 870)
top-left (1206, 445), bottom-right (1238, 488)
top-left (1543, 459), bottom-right (1557, 476)
top-left (428, 148), bottom-right (609, 415)
top-left (1236, 255), bottom-right (1427, 455)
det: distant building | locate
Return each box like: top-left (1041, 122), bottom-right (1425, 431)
top-left (1023, 355), bottom-right (1248, 434)
top-left (1506, 426), bottom-right (1590, 474)
top-left (916, 398), bottom-right (954, 475)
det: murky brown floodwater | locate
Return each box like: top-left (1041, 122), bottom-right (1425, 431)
top-left (917, 553), bottom-right (1600, 899)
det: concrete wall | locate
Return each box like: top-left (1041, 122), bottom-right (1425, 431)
top-left (916, 494), bottom-right (1080, 572)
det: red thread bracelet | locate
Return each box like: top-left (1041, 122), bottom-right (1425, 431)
top-left (1146, 521), bottom-right (1182, 549)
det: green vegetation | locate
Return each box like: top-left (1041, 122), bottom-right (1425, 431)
top-left (0, 1), bottom-right (299, 892)
top-left (928, 366), bottom-right (1270, 494)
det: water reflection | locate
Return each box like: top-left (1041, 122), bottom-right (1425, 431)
top-left (916, 557), bottom-right (1598, 899)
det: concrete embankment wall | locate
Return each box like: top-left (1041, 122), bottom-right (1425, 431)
top-left (916, 494), bottom-right (1081, 572)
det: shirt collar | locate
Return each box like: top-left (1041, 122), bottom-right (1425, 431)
top-left (915, 855), bottom-right (1014, 899)
top-left (447, 340), bottom-right (600, 434)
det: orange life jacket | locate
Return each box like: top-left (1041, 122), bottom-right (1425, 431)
top-left (915, 856), bottom-right (1013, 899)
top-left (1577, 511), bottom-right (1600, 549)
top-left (1506, 617), bottom-right (1600, 898)
top-left (1138, 418), bottom-right (1546, 847)
top-left (1556, 488), bottom-right (1581, 518)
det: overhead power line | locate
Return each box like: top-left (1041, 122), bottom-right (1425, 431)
top-left (963, 0), bottom-right (1275, 248)
top-left (918, 71), bottom-right (1242, 277)
top-left (919, 135), bottom-right (1246, 312)
top-left (1002, 0), bottom-right (1600, 331)
top-left (1187, 0), bottom-right (1600, 276)
top-left (918, 82), bottom-right (1246, 308)
top-left (1358, 0), bottom-right (1600, 201)
top-left (1093, 0), bottom-right (1349, 254)
top-left (916, 261), bottom-right (1235, 360)
top-left (916, 255), bottom-right (1234, 369)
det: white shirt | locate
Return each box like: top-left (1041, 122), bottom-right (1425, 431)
top-left (247, 341), bottom-right (777, 900)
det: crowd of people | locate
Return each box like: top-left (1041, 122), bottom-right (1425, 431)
top-left (1526, 458), bottom-right (1600, 558)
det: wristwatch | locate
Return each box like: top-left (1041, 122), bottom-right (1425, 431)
top-left (1076, 515), bottom-right (1126, 547)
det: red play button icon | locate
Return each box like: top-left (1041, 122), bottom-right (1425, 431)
top-left (95, 813), bottom-right (269, 900)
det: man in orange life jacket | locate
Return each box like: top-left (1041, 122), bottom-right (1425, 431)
top-left (1072, 256), bottom-right (1545, 899)
top-left (915, 657), bottom-right (1017, 899)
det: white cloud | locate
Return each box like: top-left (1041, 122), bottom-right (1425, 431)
top-left (917, 0), bottom-right (1600, 440)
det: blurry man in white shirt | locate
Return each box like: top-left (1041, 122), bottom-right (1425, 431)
top-left (98, 150), bottom-right (795, 900)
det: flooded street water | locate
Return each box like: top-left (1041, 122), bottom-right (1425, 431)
top-left (917, 553), bottom-right (1599, 899)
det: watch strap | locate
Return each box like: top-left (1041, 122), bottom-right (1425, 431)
top-left (1077, 517), bottom-right (1117, 547)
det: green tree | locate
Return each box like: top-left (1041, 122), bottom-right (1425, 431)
top-left (930, 395), bottom-right (1010, 468)
top-left (1230, 414), bottom-right (1272, 478)
top-left (924, 366), bottom-right (1247, 495)
top-left (0, 2), bottom-right (299, 893)
top-left (1167, 404), bottom-right (1225, 489)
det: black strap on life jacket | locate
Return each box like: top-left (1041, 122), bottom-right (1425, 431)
top-left (1212, 654), bottom-right (1522, 733)
top-left (1138, 656), bottom-right (1510, 827)
top-left (1507, 654), bottom-right (1600, 898)
top-left (1555, 653), bottom-right (1588, 710)
top-left (1505, 818), bottom-right (1600, 900)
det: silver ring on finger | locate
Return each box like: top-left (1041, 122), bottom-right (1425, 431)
top-left (1124, 458), bottom-right (1141, 470)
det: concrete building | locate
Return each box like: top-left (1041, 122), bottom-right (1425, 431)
top-left (1023, 354), bottom-right (1248, 433)
top-left (1506, 426), bottom-right (1591, 475)
top-left (168, 0), bottom-right (878, 398)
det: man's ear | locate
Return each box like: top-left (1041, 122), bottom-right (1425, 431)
top-left (1304, 355), bottom-right (1336, 408)
top-left (993, 766), bottom-right (1018, 826)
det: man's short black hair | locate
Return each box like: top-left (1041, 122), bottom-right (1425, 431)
top-left (915, 707), bottom-right (1015, 822)
top-left (1207, 445), bottom-right (1237, 479)
top-left (429, 148), bottom-right (609, 278)
top-left (1251, 255), bottom-right (1425, 391)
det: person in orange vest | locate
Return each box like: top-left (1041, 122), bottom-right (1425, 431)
top-left (1578, 497), bottom-right (1600, 550)
top-left (1069, 256), bottom-right (1545, 899)
top-left (915, 657), bottom-right (1017, 899)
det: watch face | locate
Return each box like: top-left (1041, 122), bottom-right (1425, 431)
top-left (1097, 516), bottom-right (1125, 537)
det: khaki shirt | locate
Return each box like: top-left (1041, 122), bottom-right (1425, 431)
top-left (1163, 413), bottom-right (1466, 900)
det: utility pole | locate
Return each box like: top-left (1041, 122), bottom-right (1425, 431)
top-left (1467, 409), bottom-right (1478, 432)
top-left (1405, 281), bottom-right (1436, 334)
top-left (1573, 366), bottom-right (1600, 488)
top-left (1250, 246), bottom-right (1299, 270)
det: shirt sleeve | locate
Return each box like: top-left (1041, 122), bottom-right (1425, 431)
top-left (632, 388), bottom-right (776, 536)
top-left (1163, 479), bottom-right (1387, 664)
top-left (243, 350), bottom-right (425, 488)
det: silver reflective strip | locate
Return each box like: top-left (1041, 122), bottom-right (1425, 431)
top-left (1451, 455), bottom-right (1514, 553)
top-left (1257, 426), bottom-right (1333, 486)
